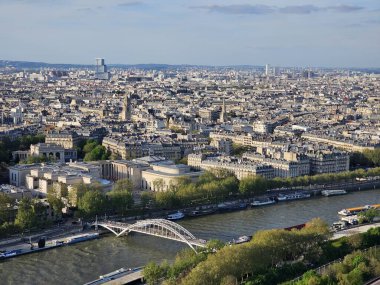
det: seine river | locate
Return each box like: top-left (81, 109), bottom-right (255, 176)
top-left (1, 189), bottom-right (379, 285)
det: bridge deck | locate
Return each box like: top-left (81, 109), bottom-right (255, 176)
top-left (95, 220), bottom-right (207, 251)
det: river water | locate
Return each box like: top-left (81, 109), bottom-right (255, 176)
top-left (1, 189), bottom-right (379, 285)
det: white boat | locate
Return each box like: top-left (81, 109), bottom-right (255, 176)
top-left (229, 235), bottom-right (252, 245)
top-left (251, 198), bottom-right (276, 207)
top-left (338, 204), bottom-right (379, 216)
top-left (166, 211), bottom-right (185, 220)
top-left (321, 190), bottom-right (347, 197)
top-left (338, 209), bottom-right (352, 216)
top-left (277, 192), bottom-right (310, 201)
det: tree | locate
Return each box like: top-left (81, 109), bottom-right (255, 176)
top-left (47, 188), bottom-right (64, 220)
top-left (143, 261), bottom-right (167, 285)
top-left (155, 191), bottom-right (181, 209)
top-left (220, 176), bottom-right (239, 195)
top-left (239, 175), bottom-right (268, 196)
top-left (0, 193), bottom-right (14, 224)
top-left (32, 200), bottom-right (48, 227)
top-left (205, 239), bottom-right (225, 251)
top-left (220, 275), bottom-right (238, 285)
top-left (0, 135), bottom-right (45, 164)
top-left (108, 191), bottom-right (133, 215)
top-left (15, 198), bottom-right (36, 231)
top-left (140, 191), bottom-right (153, 208)
top-left (200, 181), bottom-right (220, 199)
top-left (231, 143), bottom-right (251, 157)
top-left (113, 179), bottom-right (133, 192)
top-left (21, 155), bottom-right (49, 164)
top-left (176, 176), bottom-right (192, 188)
top-left (83, 140), bottom-right (98, 154)
top-left (0, 193), bottom-right (15, 224)
top-left (176, 183), bottom-right (199, 205)
top-left (350, 152), bottom-right (372, 167)
top-left (211, 168), bottom-right (235, 179)
top-left (77, 190), bottom-right (107, 218)
top-left (84, 145), bottom-right (110, 161)
top-left (197, 171), bottom-right (217, 185)
top-left (363, 149), bottom-right (380, 166)
top-left (68, 182), bottom-right (103, 207)
top-left (293, 270), bottom-right (328, 285)
top-left (358, 208), bottom-right (379, 223)
top-left (167, 248), bottom-right (208, 280)
top-left (153, 179), bottom-right (165, 192)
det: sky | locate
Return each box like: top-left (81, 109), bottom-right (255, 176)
top-left (0, 0), bottom-right (379, 67)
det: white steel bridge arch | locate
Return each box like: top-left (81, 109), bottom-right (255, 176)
top-left (94, 219), bottom-right (206, 253)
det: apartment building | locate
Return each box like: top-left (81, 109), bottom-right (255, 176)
top-left (45, 132), bottom-right (81, 149)
top-left (307, 151), bottom-right (350, 175)
top-left (188, 154), bottom-right (274, 180)
top-left (242, 152), bottom-right (310, 178)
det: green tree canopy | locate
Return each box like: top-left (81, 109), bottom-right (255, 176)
top-left (15, 198), bottom-right (37, 230)
top-left (84, 145), bottom-right (110, 161)
top-left (0, 193), bottom-right (14, 224)
top-left (108, 191), bottom-right (133, 215)
top-left (113, 179), bottom-right (133, 192)
top-left (239, 175), bottom-right (268, 195)
top-left (47, 187), bottom-right (64, 219)
top-left (143, 261), bottom-right (168, 285)
top-left (77, 190), bottom-right (107, 218)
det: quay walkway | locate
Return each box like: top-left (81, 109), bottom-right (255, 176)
top-left (332, 222), bottom-right (380, 240)
top-left (84, 268), bottom-right (143, 285)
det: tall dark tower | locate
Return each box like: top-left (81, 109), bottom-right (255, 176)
top-left (121, 93), bottom-right (131, 121)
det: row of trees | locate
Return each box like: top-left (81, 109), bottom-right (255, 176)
top-left (139, 165), bottom-right (380, 211)
top-left (0, 178), bottom-right (135, 237)
top-left (289, 249), bottom-right (380, 285)
top-left (0, 194), bottom-right (52, 238)
top-left (351, 149), bottom-right (380, 167)
top-left (140, 170), bottom-right (241, 209)
top-left (143, 222), bottom-right (380, 285)
top-left (21, 155), bottom-right (57, 164)
top-left (73, 179), bottom-right (134, 219)
top-left (267, 166), bottom-right (380, 189)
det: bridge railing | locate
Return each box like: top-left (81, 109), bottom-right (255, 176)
top-left (94, 219), bottom-right (207, 253)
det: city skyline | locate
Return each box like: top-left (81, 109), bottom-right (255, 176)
top-left (0, 0), bottom-right (379, 68)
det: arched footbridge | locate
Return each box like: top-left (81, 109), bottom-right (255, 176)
top-left (94, 219), bottom-right (207, 253)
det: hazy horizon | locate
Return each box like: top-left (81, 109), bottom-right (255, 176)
top-left (1, 0), bottom-right (379, 68)
top-left (2, 58), bottom-right (380, 70)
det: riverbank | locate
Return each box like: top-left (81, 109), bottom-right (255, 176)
top-left (0, 229), bottom-right (101, 260)
top-left (1, 190), bottom-right (379, 285)
top-left (116, 180), bottom-right (380, 222)
top-left (93, 222), bottom-right (380, 285)
top-left (0, 182), bottom-right (378, 262)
